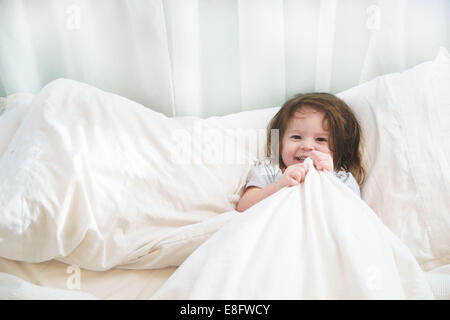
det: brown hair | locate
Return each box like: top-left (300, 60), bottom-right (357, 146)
top-left (266, 92), bottom-right (365, 185)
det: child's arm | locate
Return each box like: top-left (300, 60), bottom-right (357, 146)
top-left (236, 163), bottom-right (308, 212)
top-left (236, 183), bottom-right (281, 213)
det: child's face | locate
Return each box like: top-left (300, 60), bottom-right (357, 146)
top-left (281, 107), bottom-right (332, 168)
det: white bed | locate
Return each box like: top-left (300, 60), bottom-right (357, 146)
top-left (0, 48), bottom-right (449, 300)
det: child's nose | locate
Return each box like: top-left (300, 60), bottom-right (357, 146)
top-left (300, 141), bottom-right (314, 151)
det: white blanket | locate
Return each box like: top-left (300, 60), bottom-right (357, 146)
top-left (153, 159), bottom-right (434, 299)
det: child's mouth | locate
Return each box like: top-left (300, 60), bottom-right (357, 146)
top-left (295, 156), bottom-right (307, 162)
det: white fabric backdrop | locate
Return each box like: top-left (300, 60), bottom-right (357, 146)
top-left (0, 0), bottom-right (449, 117)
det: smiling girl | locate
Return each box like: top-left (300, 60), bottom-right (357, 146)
top-left (236, 93), bottom-right (365, 212)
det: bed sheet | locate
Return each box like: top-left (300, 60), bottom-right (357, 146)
top-left (1, 258), bottom-right (448, 299)
top-left (0, 257), bottom-right (176, 299)
top-left (424, 264), bottom-right (450, 300)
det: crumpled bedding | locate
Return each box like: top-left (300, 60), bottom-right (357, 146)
top-left (0, 78), bottom-right (441, 299)
top-left (0, 79), bottom-right (239, 271)
top-left (0, 256), bottom-right (177, 300)
top-left (152, 159), bottom-right (434, 299)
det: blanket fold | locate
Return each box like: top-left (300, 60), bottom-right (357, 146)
top-left (152, 159), bottom-right (434, 299)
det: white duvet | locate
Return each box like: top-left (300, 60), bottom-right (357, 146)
top-left (152, 159), bottom-right (433, 299)
top-left (0, 79), bottom-right (239, 271)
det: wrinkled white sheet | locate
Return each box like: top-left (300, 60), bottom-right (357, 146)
top-left (153, 159), bottom-right (434, 299)
top-left (424, 264), bottom-right (450, 300)
top-left (0, 257), bottom-right (176, 300)
top-left (0, 272), bottom-right (97, 300)
top-left (0, 79), bottom-right (237, 271)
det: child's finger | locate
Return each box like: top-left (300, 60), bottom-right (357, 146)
top-left (319, 158), bottom-right (331, 168)
top-left (312, 150), bottom-right (326, 158)
top-left (294, 163), bottom-right (308, 173)
top-left (315, 160), bottom-right (331, 172)
top-left (292, 171), bottom-right (302, 182)
top-left (312, 151), bottom-right (330, 163)
top-left (300, 168), bottom-right (308, 182)
top-left (288, 177), bottom-right (299, 186)
top-left (310, 151), bottom-right (320, 160)
top-left (310, 154), bottom-right (323, 168)
top-left (294, 167), bottom-right (305, 178)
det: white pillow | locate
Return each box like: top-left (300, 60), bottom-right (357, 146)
top-left (338, 47), bottom-right (450, 271)
top-left (0, 79), bottom-right (274, 270)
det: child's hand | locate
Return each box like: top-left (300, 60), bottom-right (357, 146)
top-left (277, 163), bottom-right (309, 189)
top-left (310, 150), bottom-right (334, 172)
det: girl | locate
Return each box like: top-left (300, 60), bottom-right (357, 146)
top-left (236, 92), bottom-right (365, 213)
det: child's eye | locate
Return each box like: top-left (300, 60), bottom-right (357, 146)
top-left (317, 137), bottom-right (327, 142)
top-left (291, 135), bottom-right (301, 139)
